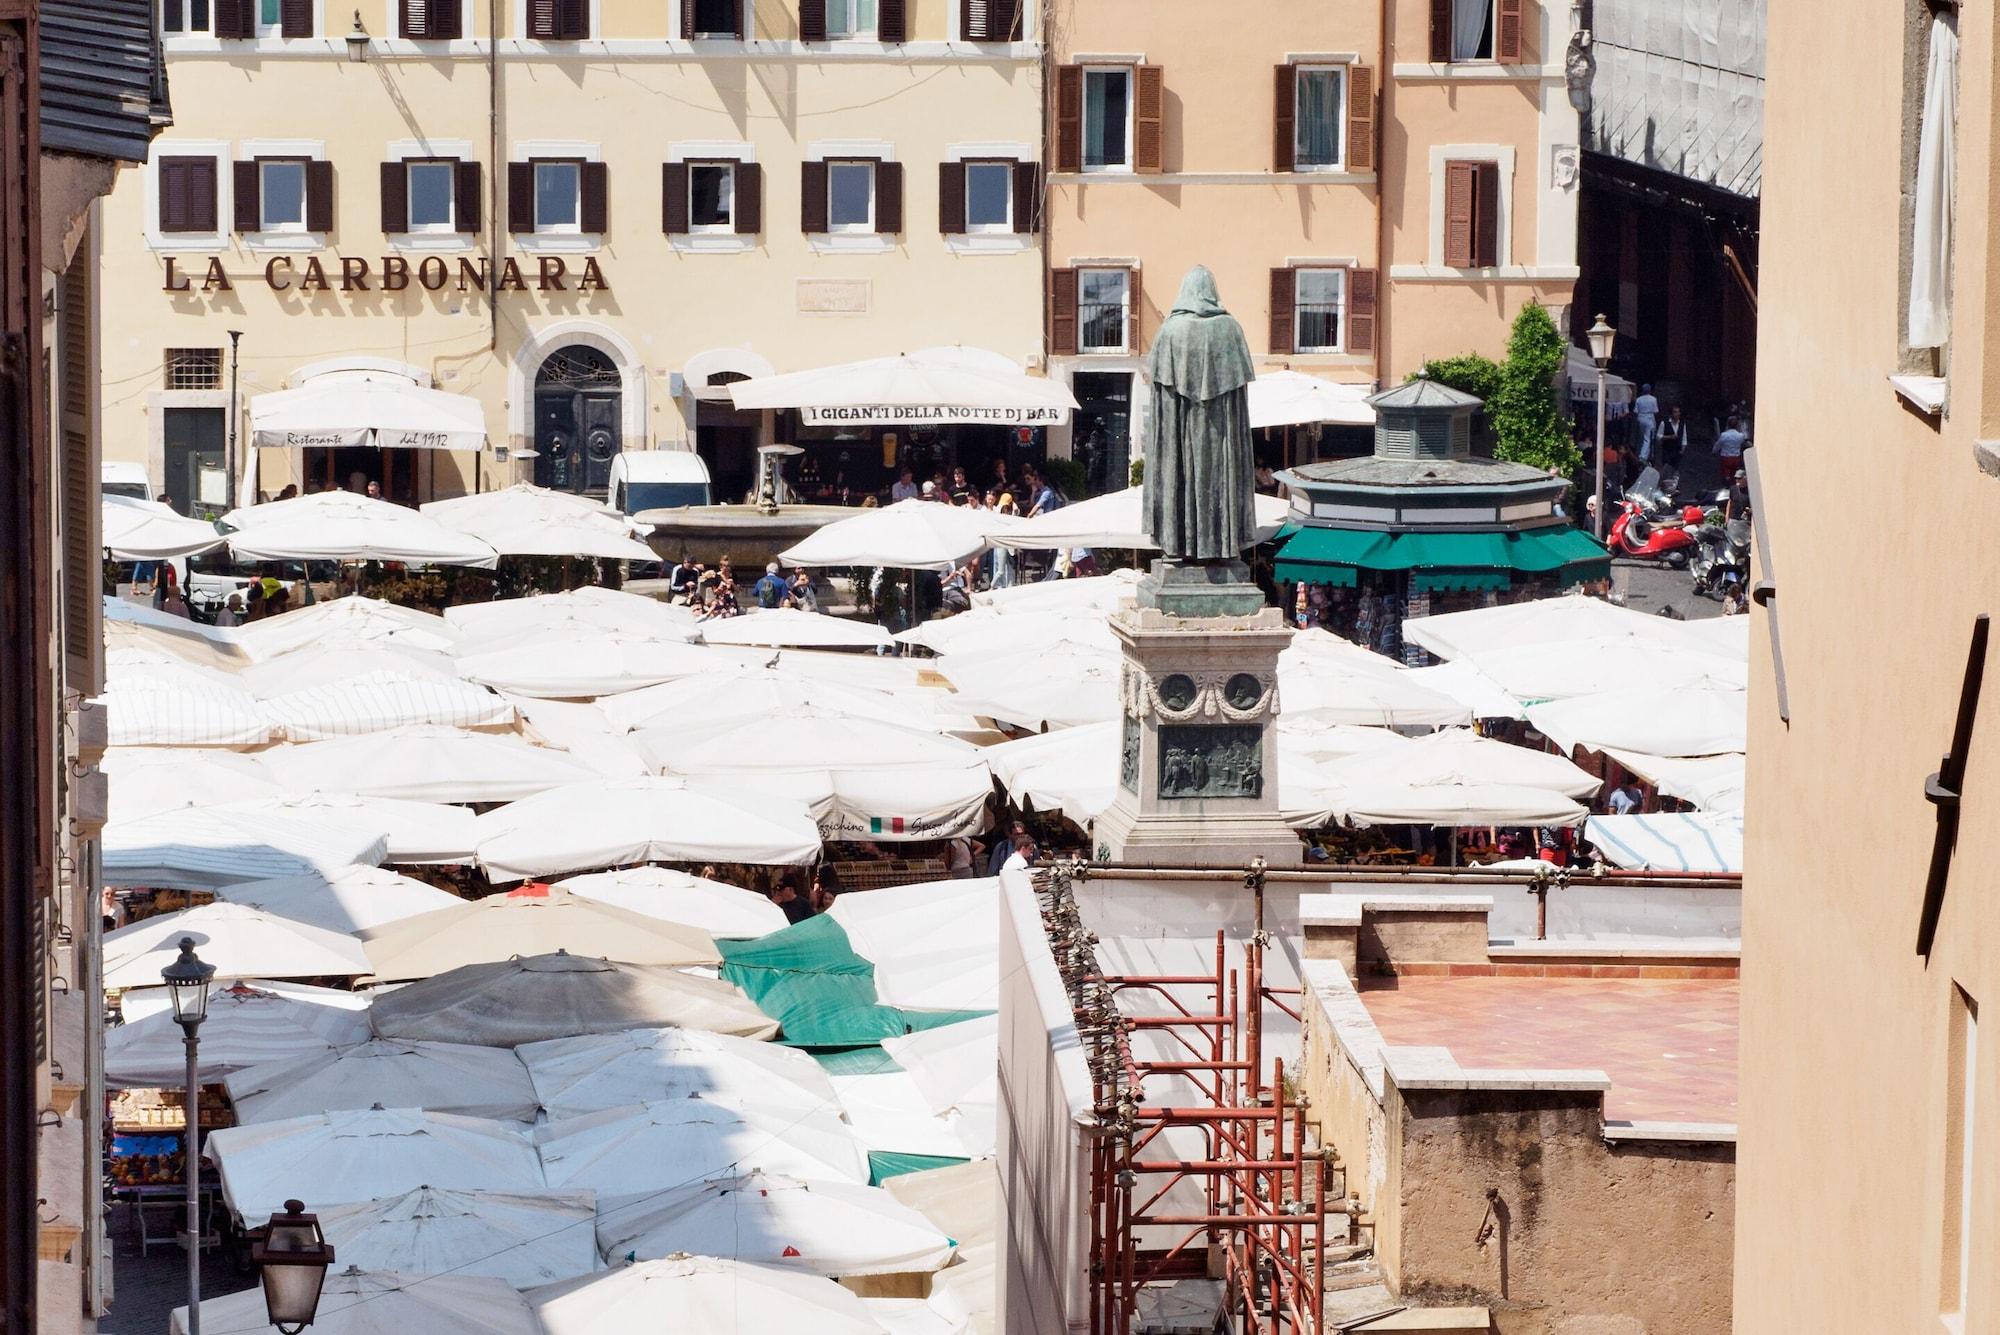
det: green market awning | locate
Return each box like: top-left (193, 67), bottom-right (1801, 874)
top-left (1275, 524), bottom-right (1609, 588)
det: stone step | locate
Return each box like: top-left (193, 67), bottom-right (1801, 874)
top-left (1324, 1257), bottom-right (1383, 1292)
top-left (1344, 1305), bottom-right (1493, 1333)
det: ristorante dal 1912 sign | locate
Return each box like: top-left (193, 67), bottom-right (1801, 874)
top-left (162, 253), bottom-right (610, 294)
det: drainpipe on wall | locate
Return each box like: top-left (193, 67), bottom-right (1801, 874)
top-left (1373, 0), bottom-right (1390, 390)
top-left (488, 0), bottom-right (501, 355)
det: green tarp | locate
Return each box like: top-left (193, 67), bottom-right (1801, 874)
top-left (1275, 524), bottom-right (1609, 587)
top-left (812, 1045), bottom-right (906, 1076)
top-left (718, 914), bottom-right (990, 1049)
top-left (867, 1151), bottom-right (971, 1185)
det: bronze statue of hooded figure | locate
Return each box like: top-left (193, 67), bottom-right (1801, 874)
top-left (1143, 265), bottom-right (1258, 563)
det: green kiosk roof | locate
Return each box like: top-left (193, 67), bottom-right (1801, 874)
top-left (1275, 524), bottom-right (1610, 590)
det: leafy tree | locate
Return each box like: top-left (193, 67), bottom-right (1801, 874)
top-left (1488, 302), bottom-right (1580, 476)
top-left (1413, 353), bottom-right (1502, 405)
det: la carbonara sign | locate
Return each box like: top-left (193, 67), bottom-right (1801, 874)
top-left (801, 404), bottom-right (1066, 427)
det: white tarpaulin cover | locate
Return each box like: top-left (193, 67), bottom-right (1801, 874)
top-left (727, 346), bottom-right (1078, 427)
top-left (259, 672), bottom-right (515, 739)
top-left (103, 747), bottom-right (280, 822)
top-left (203, 1106), bottom-right (544, 1224)
top-left (172, 1269), bottom-right (539, 1335)
top-left (1583, 0), bottom-right (1763, 197)
top-left (103, 901), bottom-right (374, 987)
top-left (834, 1070), bottom-right (985, 1163)
top-left (226, 1038), bottom-right (542, 1124)
top-left (516, 1026), bottom-right (839, 1122)
top-left (554, 867), bottom-right (789, 937)
top-left (535, 1099), bottom-right (871, 1204)
top-left (103, 807), bottom-right (388, 892)
top-left (1322, 728), bottom-right (1602, 799)
top-left (1246, 370), bottom-right (1377, 429)
top-left (781, 497), bottom-right (1009, 569)
top-left (314, 1187), bottom-right (600, 1290)
top-left (358, 884), bottom-right (719, 983)
top-left (830, 879), bottom-right (999, 1014)
top-left (251, 370), bottom-right (489, 452)
top-left (987, 487), bottom-right (1288, 552)
top-left (222, 492), bottom-right (499, 566)
top-left (1526, 684), bottom-right (1748, 757)
top-left (1318, 779), bottom-right (1588, 829)
top-left (102, 495), bottom-right (224, 559)
top-left (881, 1015), bottom-right (999, 1159)
top-left (698, 607), bottom-right (894, 650)
top-left (598, 1172), bottom-right (956, 1276)
top-left (472, 777), bottom-right (822, 880)
top-left (105, 981), bottom-right (371, 1087)
top-left (529, 1255), bottom-right (891, 1335)
top-left (1599, 748), bottom-right (1747, 814)
top-left (1586, 811), bottom-right (1744, 873)
top-left (261, 727), bottom-right (598, 803)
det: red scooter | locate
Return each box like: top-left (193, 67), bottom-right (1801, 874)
top-left (1607, 474), bottom-right (1707, 566)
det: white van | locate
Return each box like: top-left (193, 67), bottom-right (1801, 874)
top-left (607, 450), bottom-right (711, 517)
top-left (101, 461), bottom-right (153, 502)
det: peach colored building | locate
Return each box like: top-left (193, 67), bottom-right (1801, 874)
top-left (1043, 0), bottom-right (1581, 484)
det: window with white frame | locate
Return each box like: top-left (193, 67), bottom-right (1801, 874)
top-left (1449, 0), bottom-right (1494, 60)
top-left (1082, 68), bottom-right (1132, 171)
top-left (1294, 269), bottom-right (1345, 352)
top-left (691, 0), bottom-right (737, 36)
top-left (827, 160), bottom-right (875, 232)
top-left (259, 159), bottom-right (309, 233)
top-left (535, 160), bottom-right (582, 232)
top-left (406, 160), bottom-right (457, 232)
top-left (256, 0), bottom-right (281, 31)
top-left (163, 0), bottom-right (213, 34)
top-left (964, 161), bottom-right (1012, 232)
top-left (826, 0), bottom-right (876, 38)
top-left (689, 161), bottom-right (735, 230)
top-left (1078, 268), bottom-right (1131, 354)
top-left (1294, 67), bottom-right (1344, 169)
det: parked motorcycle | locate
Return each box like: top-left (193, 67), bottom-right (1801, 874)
top-left (1690, 514), bottom-right (1752, 599)
top-left (1607, 470), bottom-right (1708, 566)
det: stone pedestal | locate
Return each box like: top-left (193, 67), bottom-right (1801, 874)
top-left (1093, 560), bottom-right (1303, 867)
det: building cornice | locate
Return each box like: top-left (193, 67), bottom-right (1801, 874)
top-left (162, 36), bottom-right (1041, 61)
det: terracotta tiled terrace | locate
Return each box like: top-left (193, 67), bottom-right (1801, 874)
top-left (1357, 975), bottom-right (1739, 1125)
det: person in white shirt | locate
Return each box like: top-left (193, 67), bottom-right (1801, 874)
top-left (1001, 837), bottom-right (1037, 871)
top-left (1607, 781), bottom-right (1644, 816)
top-left (890, 469), bottom-right (919, 503)
top-left (1632, 385), bottom-right (1659, 464)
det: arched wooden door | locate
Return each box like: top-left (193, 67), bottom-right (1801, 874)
top-left (533, 345), bottom-right (622, 495)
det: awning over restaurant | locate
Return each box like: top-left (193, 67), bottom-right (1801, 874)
top-left (1274, 524), bottom-right (1611, 587)
top-left (726, 346), bottom-right (1078, 427)
top-left (250, 369), bottom-right (488, 452)
top-left (1247, 371), bottom-right (1377, 429)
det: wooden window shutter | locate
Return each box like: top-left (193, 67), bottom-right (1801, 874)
top-left (160, 157), bottom-right (216, 233)
top-left (1127, 266), bottom-right (1143, 352)
top-left (380, 161), bottom-right (407, 233)
top-left (528, 0), bottom-right (555, 36)
top-left (878, 0), bottom-right (904, 41)
top-left (557, 0), bottom-right (588, 37)
top-left (960, 0), bottom-right (986, 40)
top-left (1011, 159), bottom-right (1040, 233)
top-left (1055, 65), bottom-right (1083, 173)
top-left (399, 0), bottom-right (422, 39)
top-left (1269, 267), bottom-right (1295, 353)
top-left (426, 0), bottom-right (462, 37)
top-left (1134, 65), bottom-right (1165, 173)
top-left (580, 162), bottom-right (608, 232)
top-left (305, 160), bottom-right (334, 232)
top-left (234, 160), bottom-right (261, 233)
top-left (679, 0), bottom-right (694, 38)
top-left (799, 0), bottom-right (826, 41)
top-left (1347, 267), bottom-right (1378, 354)
top-left (662, 162), bottom-right (689, 233)
top-left (875, 160), bottom-right (904, 233)
top-left (937, 161), bottom-right (966, 234)
top-left (734, 161), bottom-right (762, 233)
top-left (1473, 160), bottom-right (1500, 265)
top-left (58, 255), bottom-right (99, 691)
top-left (454, 160), bottom-right (481, 232)
top-left (1005, 0), bottom-right (1023, 39)
top-left (1443, 160), bottom-right (1475, 267)
top-left (280, 0), bottom-right (312, 37)
top-left (1050, 267), bottom-right (1078, 356)
top-left (1496, 0), bottom-right (1526, 61)
top-left (1273, 65), bottom-right (1296, 172)
top-left (731, 0), bottom-right (745, 36)
top-left (214, 0), bottom-right (254, 38)
top-left (1346, 64), bottom-right (1375, 172)
top-left (1429, 0), bottom-right (1451, 62)
top-left (507, 161), bottom-right (535, 233)
top-left (164, 0), bottom-right (184, 32)
top-left (800, 160), bottom-right (828, 233)
top-left (190, 159), bottom-right (218, 230)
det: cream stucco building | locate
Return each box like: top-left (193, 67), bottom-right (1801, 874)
top-left (1742, 0), bottom-right (1997, 1330)
top-left (97, 0), bottom-right (1044, 507)
top-left (1043, 0), bottom-right (1582, 483)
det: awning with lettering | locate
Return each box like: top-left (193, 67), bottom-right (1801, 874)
top-left (250, 370), bottom-right (488, 452)
top-left (726, 346), bottom-right (1078, 427)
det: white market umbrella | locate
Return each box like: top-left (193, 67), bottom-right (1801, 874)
top-left (251, 370), bottom-right (488, 452)
top-left (105, 981), bottom-right (372, 1088)
top-left (1270, 720), bottom-right (1411, 765)
top-left (718, 766), bottom-right (994, 844)
top-left (1598, 748), bottom-right (1747, 815)
top-left (508, 695), bottom-right (657, 779)
top-left (368, 951), bottom-right (778, 1047)
top-left (99, 675), bottom-right (276, 748)
top-left (1321, 728), bottom-right (1601, 800)
top-left (1277, 655), bottom-right (1473, 729)
top-left (536, 1099), bottom-right (871, 1203)
top-left (458, 518), bottom-right (657, 562)
top-left (358, 884), bottom-right (719, 984)
top-left (728, 345), bottom-right (1078, 423)
top-left (829, 879), bottom-right (998, 1014)
top-left (444, 586), bottom-right (698, 642)
top-left (937, 639), bottom-right (1121, 730)
top-left (1401, 592), bottom-right (1696, 663)
top-left (1317, 779), bottom-right (1588, 829)
top-left (239, 639), bottom-right (462, 698)
top-left (261, 727), bottom-right (601, 803)
top-left (1247, 370), bottom-right (1377, 429)
top-left (881, 1015), bottom-right (999, 1159)
top-left (780, 497), bottom-right (1005, 569)
top-left (222, 492), bottom-right (499, 567)
top-left (597, 667), bottom-right (909, 735)
top-left (261, 671), bottom-right (515, 739)
top-left (473, 777), bottom-right (822, 880)
top-left (214, 865), bottom-right (462, 934)
top-left (457, 636), bottom-right (723, 699)
top-left (204, 1106), bottom-right (544, 1226)
top-left (103, 902), bottom-right (373, 988)
top-left (172, 1269), bottom-right (538, 1335)
top-left (102, 806), bottom-right (388, 892)
top-left (640, 708), bottom-right (981, 776)
top-left (599, 1172), bottom-right (956, 1277)
top-left (1406, 658), bottom-right (1527, 721)
top-left (314, 1188), bottom-right (600, 1290)
top-left (969, 567), bottom-right (1143, 613)
top-left (698, 607), bottom-right (894, 650)
top-left (212, 793), bottom-right (481, 865)
top-left (119, 977), bottom-right (367, 1024)
top-left (102, 494), bottom-right (224, 559)
top-left (1459, 639), bottom-right (1748, 703)
top-left (1525, 684), bottom-right (1748, 757)
top-left (225, 1038), bottom-right (542, 1124)
top-left (530, 1255), bottom-right (889, 1335)
top-left (831, 1069), bottom-right (987, 1164)
top-left (423, 485), bottom-right (654, 562)
top-left (516, 1026), bottom-right (838, 1122)
top-left (102, 746), bottom-right (280, 822)
top-left (988, 486), bottom-right (1288, 552)
top-left (553, 867), bottom-right (788, 937)
top-left (1585, 811), bottom-right (1743, 873)
top-left (896, 608), bottom-right (1117, 658)
top-left (234, 595), bottom-right (463, 659)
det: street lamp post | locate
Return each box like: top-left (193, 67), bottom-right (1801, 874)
top-left (162, 938), bottom-right (215, 1335)
top-left (252, 1201), bottom-right (337, 1334)
top-left (225, 330), bottom-right (243, 512)
top-left (1586, 314), bottom-right (1617, 541)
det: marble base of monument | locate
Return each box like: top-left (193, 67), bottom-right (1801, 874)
top-left (1093, 563), bottom-right (1302, 868)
